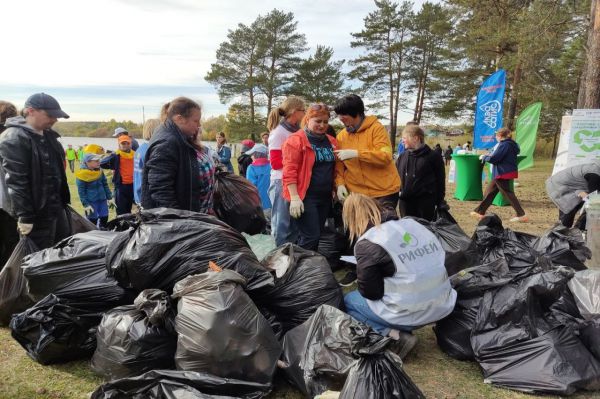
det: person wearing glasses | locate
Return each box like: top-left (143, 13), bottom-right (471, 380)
top-left (266, 96), bottom-right (306, 246)
top-left (0, 93), bottom-right (72, 249)
top-left (282, 103), bottom-right (337, 251)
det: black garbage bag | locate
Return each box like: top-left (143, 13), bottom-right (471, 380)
top-left (338, 316), bottom-right (425, 399)
top-left (415, 211), bottom-right (478, 276)
top-left (90, 369), bottom-right (272, 399)
top-left (317, 219), bottom-right (350, 271)
top-left (172, 270), bottom-right (281, 384)
top-left (255, 244), bottom-right (344, 335)
top-left (9, 294), bottom-right (102, 364)
top-left (105, 208), bottom-right (273, 295)
top-left (23, 231), bottom-right (133, 307)
top-left (280, 305), bottom-right (363, 397)
top-left (339, 352), bottom-right (424, 399)
top-left (471, 267), bottom-right (600, 394)
top-left (68, 205), bottom-right (97, 233)
top-left (213, 171), bottom-right (266, 235)
top-left (580, 318), bottom-right (600, 361)
top-left (472, 214), bottom-right (538, 271)
top-left (0, 237), bottom-right (38, 326)
top-left (91, 289), bottom-right (177, 380)
top-left (534, 225), bottom-right (590, 270)
top-left (433, 258), bottom-right (512, 360)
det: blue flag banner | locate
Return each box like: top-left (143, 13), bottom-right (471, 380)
top-left (473, 69), bottom-right (506, 149)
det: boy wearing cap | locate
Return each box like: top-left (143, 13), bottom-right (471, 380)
top-left (237, 139), bottom-right (255, 178)
top-left (113, 126), bottom-right (139, 151)
top-left (245, 144), bottom-right (272, 220)
top-left (0, 93), bottom-right (71, 249)
top-left (101, 135), bottom-right (135, 215)
top-left (76, 154), bottom-right (114, 228)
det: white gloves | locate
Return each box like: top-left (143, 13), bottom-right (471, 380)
top-left (335, 149), bottom-right (358, 161)
top-left (289, 196), bottom-right (304, 218)
top-left (479, 154), bottom-right (486, 161)
top-left (108, 199), bottom-right (116, 209)
top-left (337, 185), bottom-right (349, 202)
top-left (17, 222), bottom-right (33, 235)
top-left (84, 205), bottom-right (95, 216)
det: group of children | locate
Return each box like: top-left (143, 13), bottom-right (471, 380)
top-left (74, 128), bottom-right (136, 229)
top-left (75, 126), bottom-right (274, 229)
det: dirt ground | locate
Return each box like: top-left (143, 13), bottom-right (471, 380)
top-left (0, 158), bottom-right (598, 399)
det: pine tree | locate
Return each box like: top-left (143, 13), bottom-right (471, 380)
top-left (288, 46), bottom-right (346, 105)
top-left (255, 9), bottom-right (307, 111)
top-left (205, 20), bottom-right (263, 131)
top-left (349, 0), bottom-right (414, 149)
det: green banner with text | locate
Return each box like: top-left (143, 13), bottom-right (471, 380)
top-left (515, 102), bottom-right (542, 170)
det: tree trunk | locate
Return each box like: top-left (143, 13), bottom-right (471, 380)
top-left (577, 0), bottom-right (600, 108)
top-left (507, 61), bottom-right (522, 130)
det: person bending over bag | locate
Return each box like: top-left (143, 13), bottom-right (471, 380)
top-left (342, 193), bottom-right (457, 358)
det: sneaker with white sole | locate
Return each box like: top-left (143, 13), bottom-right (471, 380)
top-left (509, 215), bottom-right (529, 223)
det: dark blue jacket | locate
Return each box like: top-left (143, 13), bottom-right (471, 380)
top-left (75, 169), bottom-right (111, 206)
top-left (141, 120), bottom-right (202, 211)
top-left (217, 145), bottom-right (234, 173)
top-left (483, 138), bottom-right (520, 179)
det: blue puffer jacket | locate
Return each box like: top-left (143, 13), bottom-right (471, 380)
top-left (483, 138), bottom-right (520, 179)
top-left (217, 145), bottom-right (234, 173)
top-left (75, 168), bottom-right (112, 207)
top-left (246, 160), bottom-right (272, 210)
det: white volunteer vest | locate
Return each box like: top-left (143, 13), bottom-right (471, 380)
top-left (358, 218), bottom-right (457, 326)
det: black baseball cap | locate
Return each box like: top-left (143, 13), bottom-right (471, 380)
top-left (24, 93), bottom-right (70, 119)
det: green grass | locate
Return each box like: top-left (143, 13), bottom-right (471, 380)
top-left (1, 158), bottom-right (600, 398)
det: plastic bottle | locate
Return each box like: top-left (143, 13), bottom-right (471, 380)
top-left (587, 192), bottom-right (600, 270)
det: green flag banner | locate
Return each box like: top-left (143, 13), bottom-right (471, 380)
top-left (515, 102), bottom-right (542, 170)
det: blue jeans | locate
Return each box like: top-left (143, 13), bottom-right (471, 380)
top-left (268, 179), bottom-right (297, 246)
top-left (344, 290), bottom-right (415, 336)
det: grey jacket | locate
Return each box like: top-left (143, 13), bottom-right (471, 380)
top-left (546, 161), bottom-right (600, 213)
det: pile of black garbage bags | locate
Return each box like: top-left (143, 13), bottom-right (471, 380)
top-left (1, 198), bottom-right (599, 398)
top-left (0, 206), bottom-right (426, 398)
top-left (432, 214), bottom-right (600, 396)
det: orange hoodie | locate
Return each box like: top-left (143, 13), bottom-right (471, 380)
top-left (334, 115), bottom-right (400, 197)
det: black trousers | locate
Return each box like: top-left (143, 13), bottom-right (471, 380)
top-left (0, 209), bottom-right (18, 267)
top-left (28, 208), bottom-right (71, 250)
top-left (68, 160), bottom-right (75, 173)
top-left (399, 195), bottom-right (436, 221)
top-left (474, 178), bottom-right (525, 217)
top-left (559, 201), bottom-right (586, 229)
top-left (115, 184), bottom-right (134, 215)
top-left (293, 193), bottom-right (331, 251)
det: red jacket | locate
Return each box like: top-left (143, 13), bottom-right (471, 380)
top-left (282, 130), bottom-right (337, 201)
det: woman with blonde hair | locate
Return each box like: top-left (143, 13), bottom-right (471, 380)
top-left (266, 95), bottom-right (306, 246)
top-left (134, 118), bottom-right (160, 205)
top-left (342, 193), bottom-right (456, 358)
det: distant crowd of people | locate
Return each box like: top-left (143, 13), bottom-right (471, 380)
top-left (1, 92), bottom-right (597, 358)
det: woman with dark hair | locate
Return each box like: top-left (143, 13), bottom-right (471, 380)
top-left (282, 103), bottom-right (337, 251)
top-left (216, 132), bottom-right (233, 173)
top-left (142, 97), bottom-right (216, 213)
top-left (237, 139), bottom-right (255, 177)
top-left (471, 127), bottom-right (527, 222)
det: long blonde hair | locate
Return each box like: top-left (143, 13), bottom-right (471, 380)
top-left (342, 193), bottom-right (382, 242)
top-left (266, 96), bottom-right (305, 131)
top-left (142, 118), bottom-right (160, 140)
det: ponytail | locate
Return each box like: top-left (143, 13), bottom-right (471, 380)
top-left (266, 95), bottom-right (306, 132)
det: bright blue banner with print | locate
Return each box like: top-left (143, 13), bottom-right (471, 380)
top-left (473, 69), bottom-right (506, 149)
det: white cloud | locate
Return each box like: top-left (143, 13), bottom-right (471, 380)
top-left (1, 0), bottom-right (434, 121)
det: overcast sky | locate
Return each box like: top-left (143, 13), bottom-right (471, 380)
top-left (1, 0), bottom-right (433, 123)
